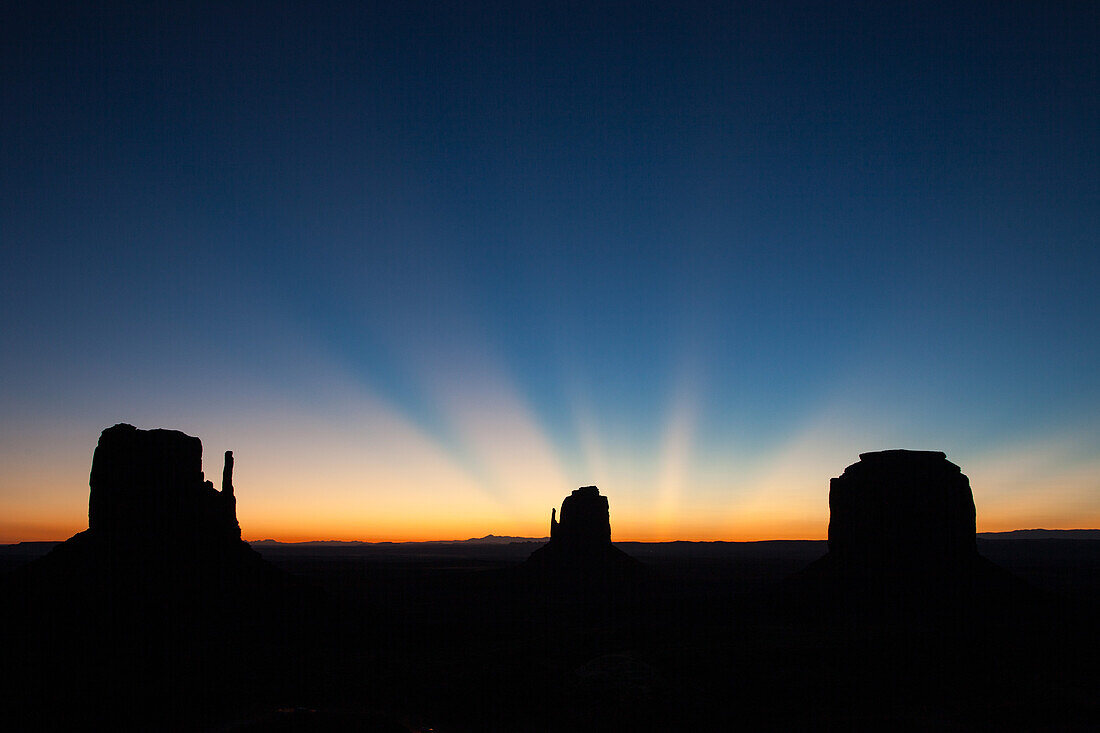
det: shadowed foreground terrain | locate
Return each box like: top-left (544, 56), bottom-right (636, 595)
top-left (4, 534), bottom-right (1100, 730)
top-left (2, 431), bottom-right (1098, 730)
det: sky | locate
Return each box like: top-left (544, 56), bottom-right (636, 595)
top-left (2, 1), bottom-right (1098, 543)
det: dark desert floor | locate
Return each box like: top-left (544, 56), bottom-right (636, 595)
top-left (4, 536), bottom-right (1099, 731)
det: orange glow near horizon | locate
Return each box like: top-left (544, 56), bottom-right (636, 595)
top-left (1, 397), bottom-right (1098, 544)
top-left (5, 479), bottom-right (1100, 545)
top-left (10, 512), bottom-right (1100, 545)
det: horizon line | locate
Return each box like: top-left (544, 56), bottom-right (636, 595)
top-left (6, 527), bottom-right (1098, 546)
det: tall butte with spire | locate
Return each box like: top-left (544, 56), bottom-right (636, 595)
top-left (4, 423), bottom-right (325, 729)
top-left (86, 423), bottom-right (242, 552)
top-left (26, 422), bottom-right (293, 592)
top-left (524, 486), bottom-right (640, 581)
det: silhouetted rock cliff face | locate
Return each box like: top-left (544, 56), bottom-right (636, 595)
top-left (27, 424), bottom-right (273, 584)
top-left (790, 450), bottom-right (1032, 621)
top-left (828, 449), bottom-right (977, 572)
top-left (551, 485), bottom-right (612, 546)
top-left (525, 486), bottom-right (639, 580)
top-left (88, 423), bottom-right (240, 549)
top-left (3, 424), bottom-right (329, 729)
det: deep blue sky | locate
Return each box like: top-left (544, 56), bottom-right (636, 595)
top-left (2, 1), bottom-right (1098, 540)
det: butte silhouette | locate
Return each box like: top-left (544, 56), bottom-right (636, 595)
top-left (36, 423), bottom-right (267, 581)
top-left (523, 486), bottom-right (641, 583)
top-left (3, 424), bottom-right (325, 728)
top-left (791, 449), bottom-right (1032, 620)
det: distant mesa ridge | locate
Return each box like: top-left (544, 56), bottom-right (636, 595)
top-left (249, 535), bottom-right (550, 547)
top-left (977, 528), bottom-right (1100, 540)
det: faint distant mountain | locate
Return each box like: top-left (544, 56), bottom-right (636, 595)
top-left (0, 541), bottom-right (61, 573)
top-left (249, 534), bottom-right (549, 547)
top-left (0, 541), bottom-right (60, 552)
top-left (978, 529), bottom-right (1100, 540)
top-left (458, 534), bottom-right (550, 544)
